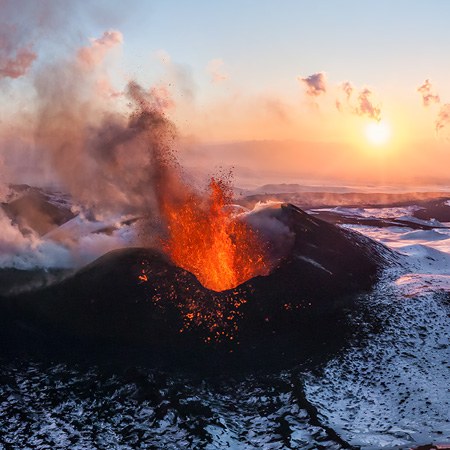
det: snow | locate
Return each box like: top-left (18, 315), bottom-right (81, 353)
top-left (295, 255), bottom-right (333, 274)
top-left (302, 212), bottom-right (450, 448)
top-left (309, 205), bottom-right (423, 220)
top-left (304, 279), bottom-right (450, 448)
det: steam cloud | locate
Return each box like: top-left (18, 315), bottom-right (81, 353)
top-left (0, 24), bottom-right (36, 79)
top-left (300, 72), bottom-right (382, 122)
top-left (0, 0), bottom-right (78, 81)
top-left (299, 72), bottom-right (327, 97)
top-left (77, 30), bottom-right (123, 71)
top-left (0, 45), bottom-right (36, 80)
top-left (417, 79), bottom-right (450, 137)
top-left (243, 202), bottom-right (295, 263)
top-left (417, 79), bottom-right (440, 106)
top-left (336, 82), bottom-right (381, 122)
top-left (435, 104), bottom-right (450, 136)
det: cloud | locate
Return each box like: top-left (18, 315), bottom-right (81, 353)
top-left (77, 30), bottom-right (123, 71)
top-left (336, 82), bottom-right (381, 122)
top-left (0, 23), bottom-right (37, 80)
top-left (341, 81), bottom-right (353, 100)
top-left (435, 104), bottom-right (450, 136)
top-left (417, 79), bottom-right (440, 107)
top-left (0, 45), bottom-right (36, 79)
top-left (0, 0), bottom-right (79, 81)
top-left (299, 72), bottom-right (327, 97)
top-left (416, 79), bottom-right (450, 137)
top-left (356, 88), bottom-right (381, 122)
top-left (207, 58), bottom-right (228, 83)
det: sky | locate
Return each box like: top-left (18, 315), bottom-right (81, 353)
top-left (1, 0), bottom-right (450, 187)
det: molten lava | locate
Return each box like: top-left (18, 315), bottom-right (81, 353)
top-left (161, 176), bottom-right (269, 292)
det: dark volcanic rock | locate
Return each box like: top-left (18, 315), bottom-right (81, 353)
top-left (413, 199), bottom-right (450, 222)
top-left (1, 187), bottom-right (75, 235)
top-left (0, 204), bottom-right (394, 368)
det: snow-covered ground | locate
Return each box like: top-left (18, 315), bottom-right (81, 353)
top-left (310, 205), bottom-right (424, 220)
top-left (302, 208), bottom-right (450, 449)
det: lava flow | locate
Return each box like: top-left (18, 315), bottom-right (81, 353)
top-left (161, 176), bottom-right (269, 292)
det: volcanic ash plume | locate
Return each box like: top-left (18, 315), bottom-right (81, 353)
top-left (0, 25), bottom-right (274, 291)
top-left (33, 30), bottom-right (178, 218)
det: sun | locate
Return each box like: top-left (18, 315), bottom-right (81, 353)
top-left (365, 120), bottom-right (391, 146)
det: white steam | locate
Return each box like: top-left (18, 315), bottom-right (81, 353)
top-left (0, 208), bottom-right (134, 270)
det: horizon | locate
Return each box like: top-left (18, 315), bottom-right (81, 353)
top-left (1, 1), bottom-right (450, 189)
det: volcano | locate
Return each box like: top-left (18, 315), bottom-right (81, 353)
top-left (0, 203), bottom-right (394, 368)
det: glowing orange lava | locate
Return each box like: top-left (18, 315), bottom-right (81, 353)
top-left (161, 176), bottom-right (269, 292)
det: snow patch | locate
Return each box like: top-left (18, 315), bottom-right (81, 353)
top-left (295, 255), bottom-right (333, 274)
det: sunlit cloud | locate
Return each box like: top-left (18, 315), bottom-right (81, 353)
top-left (77, 30), bottom-right (123, 71)
top-left (417, 79), bottom-right (440, 107)
top-left (299, 72), bottom-right (327, 97)
top-left (0, 22), bottom-right (37, 80)
top-left (435, 104), bottom-right (450, 137)
top-left (336, 82), bottom-right (381, 122)
top-left (417, 79), bottom-right (450, 137)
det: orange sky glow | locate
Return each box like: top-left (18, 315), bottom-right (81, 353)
top-left (1, 1), bottom-right (450, 190)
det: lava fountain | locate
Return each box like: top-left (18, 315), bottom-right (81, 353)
top-left (161, 175), bottom-right (270, 292)
top-left (121, 82), bottom-right (270, 293)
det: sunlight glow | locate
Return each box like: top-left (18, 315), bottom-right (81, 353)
top-left (365, 121), bottom-right (391, 146)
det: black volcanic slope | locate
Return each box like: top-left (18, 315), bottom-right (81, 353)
top-left (0, 204), bottom-right (395, 367)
